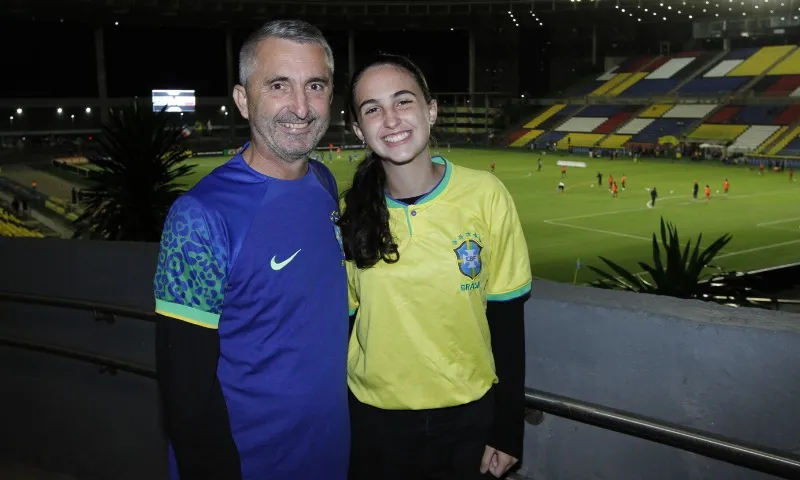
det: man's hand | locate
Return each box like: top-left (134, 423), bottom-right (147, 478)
top-left (480, 445), bottom-right (518, 478)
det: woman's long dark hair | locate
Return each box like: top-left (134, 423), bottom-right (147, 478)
top-left (337, 54), bottom-right (433, 269)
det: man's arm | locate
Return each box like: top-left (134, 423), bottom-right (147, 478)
top-left (153, 197), bottom-right (241, 480)
top-left (156, 317), bottom-right (241, 480)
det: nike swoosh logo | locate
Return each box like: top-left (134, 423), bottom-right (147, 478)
top-left (270, 249), bottom-right (302, 271)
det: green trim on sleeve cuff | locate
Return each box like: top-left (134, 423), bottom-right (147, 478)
top-left (155, 299), bottom-right (220, 329)
top-left (486, 282), bottom-right (532, 302)
top-left (348, 307), bottom-right (358, 316)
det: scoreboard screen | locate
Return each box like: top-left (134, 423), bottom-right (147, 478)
top-left (152, 89), bottom-right (196, 113)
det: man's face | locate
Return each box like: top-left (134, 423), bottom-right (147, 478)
top-left (234, 37), bottom-right (332, 163)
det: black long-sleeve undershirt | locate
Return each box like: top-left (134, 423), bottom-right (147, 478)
top-left (155, 314), bottom-right (242, 480)
top-left (485, 295), bottom-right (528, 460)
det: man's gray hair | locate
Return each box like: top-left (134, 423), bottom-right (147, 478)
top-left (239, 19), bottom-right (334, 86)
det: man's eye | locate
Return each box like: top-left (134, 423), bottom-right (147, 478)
top-left (364, 107), bottom-right (378, 115)
top-left (309, 83), bottom-right (325, 91)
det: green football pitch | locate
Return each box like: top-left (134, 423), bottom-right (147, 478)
top-left (180, 148), bottom-right (800, 284)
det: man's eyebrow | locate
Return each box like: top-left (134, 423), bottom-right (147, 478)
top-left (358, 90), bottom-right (417, 110)
top-left (264, 75), bottom-right (289, 84)
top-left (307, 77), bottom-right (330, 85)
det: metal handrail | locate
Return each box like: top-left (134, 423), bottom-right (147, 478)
top-left (0, 335), bottom-right (156, 379)
top-left (3, 291), bottom-right (800, 478)
top-left (0, 291), bottom-right (156, 321)
top-left (525, 388), bottom-right (800, 479)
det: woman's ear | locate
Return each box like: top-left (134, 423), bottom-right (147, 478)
top-left (352, 122), bottom-right (365, 143)
top-left (428, 99), bottom-right (438, 125)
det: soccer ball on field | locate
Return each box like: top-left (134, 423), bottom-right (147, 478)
top-left (670, 190), bottom-right (674, 194)
top-left (716, 190), bottom-right (720, 194)
top-left (646, 201), bottom-right (653, 208)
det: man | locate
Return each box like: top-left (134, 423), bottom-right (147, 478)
top-left (153, 20), bottom-right (349, 480)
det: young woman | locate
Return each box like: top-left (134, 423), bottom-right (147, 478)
top-left (338, 54), bottom-right (532, 480)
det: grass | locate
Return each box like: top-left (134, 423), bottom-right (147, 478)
top-left (181, 148), bottom-right (800, 284)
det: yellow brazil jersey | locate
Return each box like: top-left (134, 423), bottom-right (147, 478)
top-left (346, 156), bottom-right (532, 410)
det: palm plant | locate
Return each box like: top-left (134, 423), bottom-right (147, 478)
top-left (588, 217), bottom-right (761, 307)
top-left (73, 103), bottom-right (195, 241)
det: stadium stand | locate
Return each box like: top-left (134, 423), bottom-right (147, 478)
top-left (765, 47), bottom-right (800, 76)
top-left (556, 133), bottom-right (605, 149)
top-left (778, 136), bottom-right (800, 156)
top-left (617, 118), bottom-right (655, 135)
top-left (556, 117), bottom-right (609, 133)
top-left (729, 125), bottom-right (782, 152)
top-left (523, 104), bottom-right (568, 129)
top-left (687, 124), bottom-right (749, 142)
top-left (708, 105), bottom-right (792, 125)
top-left (618, 52), bottom-right (712, 98)
top-left (640, 104), bottom-right (673, 118)
top-left (755, 126), bottom-right (788, 154)
top-left (727, 45), bottom-right (797, 76)
top-left (628, 118), bottom-right (695, 143)
top-left (752, 73), bottom-right (800, 96)
top-left (0, 207), bottom-right (43, 238)
top-left (598, 135), bottom-right (632, 149)
top-left (533, 131), bottom-right (568, 148)
top-left (509, 129), bottom-right (543, 147)
top-left (774, 105), bottom-right (800, 125)
top-left (678, 48), bottom-right (768, 96)
top-left (662, 104), bottom-right (718, 118)
top-left (767, 125), bottom-right (800, 155)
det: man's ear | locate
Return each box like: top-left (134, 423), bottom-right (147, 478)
top-left (428, 99), bottom-right (438, 125)
top-left (352, 122), bottom-right (365, 143)
top-left (233, 84), bottom-right (249, 120)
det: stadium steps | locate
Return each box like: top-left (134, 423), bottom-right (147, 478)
top-left (754, 126), bottom-right (788, 154)
top-left (733, 45), bottom-right (798, 96)
top-left (766, 123), bottom-right (800, 155)
top-left (669, 49), bottom-right (730, 95)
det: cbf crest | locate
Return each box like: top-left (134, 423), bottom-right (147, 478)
top-left (453, 232), bottom-right (483, 280)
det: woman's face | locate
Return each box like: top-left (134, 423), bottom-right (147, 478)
top-left (351, 64), bottom-right (437, 165)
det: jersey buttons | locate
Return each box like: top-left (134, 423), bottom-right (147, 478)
top-left (410, 210), bottom-right (417, 216)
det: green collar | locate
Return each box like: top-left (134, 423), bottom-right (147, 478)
top-left (386, 156), bottom-right (451, 209)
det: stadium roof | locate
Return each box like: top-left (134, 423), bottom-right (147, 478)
top-left (4, 0), bottom-right (799, 28)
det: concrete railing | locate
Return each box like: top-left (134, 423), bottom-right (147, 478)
top-left (1, 237), bottom-right (799, 480)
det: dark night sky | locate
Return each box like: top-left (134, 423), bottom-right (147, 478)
top-left (0, 21), bottom-right (470, 98)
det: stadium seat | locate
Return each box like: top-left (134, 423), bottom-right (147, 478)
top-left (0, 207), bottom-right (43, 238)
top-left (533, 131), bottom-right (568, 147)
top-left (662, 104), bottom-right (718, 119)
top-left (617, 118), bottom-right (655, 135)
top-left (687, 124), bottom-right (749, 142)
top-left (777, 136), bottom-right (800, 157)
top-left (593, 112), bottom-right (633, 134)
top-left (729, 126), bottom-right (782, 152)
top-left (523, 104), bottom-right (566, 129)
top-left (639, 104), bottom-right (673, 118)
top-left (774, 105), bottom-right (800, 125)
top-left (755, 126), bottom-right (788, 154)
top-left (677, 77), bottom-right (748, 96)
top-left (767, 125), bottom-right (800, 155)
top-left (556, 117), bottom-right (608, 133)
top-left (598, 135), bottom-right (632, 149)
top-left (727, 45), bottom-right (796, 76)
top-left (707, 106), bottom-right (740, 124)
top-left (767, 48), bottom-right (800, 76)
top-left (556, 133), bottom-right (605, 149)
top-left (509, 130), bottom-right (543, 148)
top-left (629, 118), bottom-right (695, 143)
